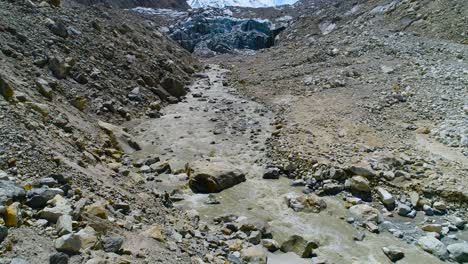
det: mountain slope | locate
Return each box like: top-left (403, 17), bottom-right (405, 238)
top-left (74, 0), bottom-right (190, 9)
top-left (188, 0), bottom-right (298, 8)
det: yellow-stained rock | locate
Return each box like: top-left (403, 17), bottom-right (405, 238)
top-left (142, 224), bottom-right (165, 242)
top-left (4, 202), bottom-right (21, 227)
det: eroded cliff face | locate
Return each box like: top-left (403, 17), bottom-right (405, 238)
top-left (73, 0), bottom-right (190, 10)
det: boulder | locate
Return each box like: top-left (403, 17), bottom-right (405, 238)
top-left (0, 180), bottom-right (26, 204)
top-left (26, 187), bottom-right (64, 208)
top-left (102, 236), bottom-right (123, 253)
top-left (376, 187), bottom-right (395, 210)
top-left (49, 252), bottom-right (69, 264)
top-left (55, 233), bottom-right (81, 254)
top-left (56, 215), bottom-right (73, 235)
top-left (189, 161), bottom-right (246, 193)
top-left (160, 76), bottom-right (186, 98)
top-left (0, 75), bottom-right (14, 100)
top-left (49, 57), bottom-right (70, 79)
top-left (397, 204), bottom-right (412, 217)
top-left (38, 195), bottom-right (72, 223)
top-left (447, 242), bottom-right (468, 263)
top-left (263, 168), bottom-right (280, 179)
top-left (4, 202), bottom-right (22, 227)
top-left (76, 226), bottom-right (99, 250)
top-left (84, 202), bottom-right (108, 219)
top-left (261, 239), bottom-right (279, 252)
top-left (417, 235), bottom-right (448, 259)
top-left (345, 176), bottom-right (371, 193)
top-left (35, 78), bottom-right (53, 99)
top-left (347, 165), bottom-right (376, 178)
top-left (142, 224), bottom-right (165, 242)
top-left (382, 246), bottom-right (405, 262)
top-left (349, 204), bottom-right (383, 224)
top-left (421, 224), bottom-right (442, 234)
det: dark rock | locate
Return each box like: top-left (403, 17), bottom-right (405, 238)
top-left (0, 225), bottom-right (8, 242)
top-left (49, 252), bottom-right (69, 264)
top-left (382, 246), bottom-right (405, 262)
top-left (26, 187), bottom-right (64, 208)
top-left (102, 236), bottom-right (123, 253)
top-left (161, 76), bottom-right (187, 98)
top-left (263, 168), bottom-right (280, 179)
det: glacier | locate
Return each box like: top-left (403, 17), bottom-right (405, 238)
top-left (187, 0), bottom-right (298, 9)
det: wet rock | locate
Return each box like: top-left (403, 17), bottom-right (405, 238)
top-left (448, 216), bottom-right (465, 230)
top-left (0, 180), bottom-right (26, 204)
top-left (56, 215), bottom-right (73, 235)
top-left (280, 235), bottom-right (318, 258)
top-left (102, 236), bottom-right (123, 253)
top-left (376, 187), bottom-right (395, 210)
top-left (49, 252), bottom-right (69, 264)
top-left (382, 246), bottom-right (405, 262)
top-left (189, 161), bottom-right (246, 193)
top-left (263, 168), bottom-right (280, 179)
top-left (354, 232), bottom-right (366, 241)
top-left (397, 204), bottom-right (412, 217)
top-left (447, 242), bottom-right (468, 263)
top-left (285, 193), bottom-right (327, 213)
top-left (55, 233), bottom-right (81, 254)
top-left (261, 239), bottom-right (279, 252)
top-left (4, 202), bottom-right (22, 227)
top-left (417, 235), bottom-right (448, 259)
top-left (241, 245), bottom-right (267, 264)
top-left (348, 204), bottom-right (382, 224)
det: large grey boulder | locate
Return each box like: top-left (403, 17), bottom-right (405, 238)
top-left (55, 233), bottom-right (82, 254)
top-left (349, 204), bottom-right (383, 224)
top-left (189, 161), bottom-right (246, 193)
top-left (447, 242), bottom-right (468, 263)
top-left (0, 180), bottom-right (26, 205)
top-left (345, 176), bottom-right (371, 193)
top-left (417, 235), bottom-right (448, 259)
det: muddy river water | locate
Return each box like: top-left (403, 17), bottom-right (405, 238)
top-left (131, 65), bottom-right (445, 264)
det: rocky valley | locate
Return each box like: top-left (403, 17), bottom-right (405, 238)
top-left (0, 0), bottom-right (467, 263)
